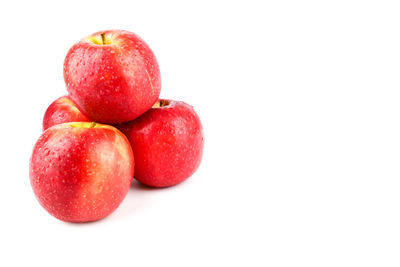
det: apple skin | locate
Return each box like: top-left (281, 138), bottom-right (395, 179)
top-left (29, 122), bottom-right (134, 222)
top-left (118, 100), bottom-right (204, 188)
top-left (64, 29), bottom-right (161, 123)
top-left (42, 96), bottom-right (91, 131)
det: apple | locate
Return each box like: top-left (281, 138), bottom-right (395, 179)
top-left (29, 122), bottom-right (134, 222)
top-left (42, 95), bottom-right (91, 131)
top-left (64, 29), bottom-right (161, 123)
top-left (118, 99), bottom-right (204, 188)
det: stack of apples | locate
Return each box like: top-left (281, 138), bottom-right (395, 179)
top-left (29, 30), bottom-right (204, 223)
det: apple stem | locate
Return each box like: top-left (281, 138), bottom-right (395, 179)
top-left (90, 122), bottom-right (97, 128)
top-left (101, 33), bottom-right (106, 45)
top-left (159, 100), bottom-right (170, 107)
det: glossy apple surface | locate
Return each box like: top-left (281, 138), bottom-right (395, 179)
top-left (30, 122), bottom-right (134, 222)
top-left (119, 100), bottom-right (204, 188)
top-left (42, 96), bottom-right (91, 131)
top-left (64, 29), bottom-right (161, 123)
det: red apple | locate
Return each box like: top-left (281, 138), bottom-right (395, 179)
top-left (118, 99), bottom-right (204, 188)
top-left (64, 29), bottom-right (161, 123)
top-left (42, 95), bottom-right (91, 131)
top-left (30, 122), bottom-right (134, 222)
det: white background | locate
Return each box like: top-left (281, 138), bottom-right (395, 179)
top-left (0, 0), bottom-right (399, 266)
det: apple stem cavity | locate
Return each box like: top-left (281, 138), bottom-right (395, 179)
top-left (90, 122), bottom-right (97, 128)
